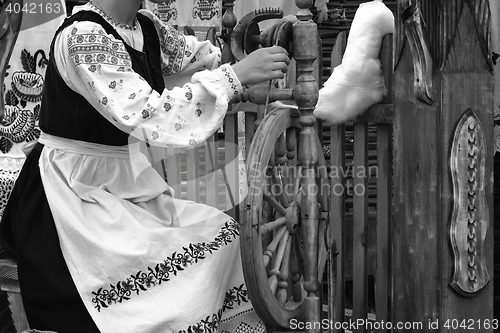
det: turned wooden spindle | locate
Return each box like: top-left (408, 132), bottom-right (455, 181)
top-left (277, 237), bottom-right (292, 306)
top-left (286, 127), bottom-right (297, 160)
top-left (293, 0), bottom-right (321, 328)
top-left (275, 133), bottom-right (288, 165)
top-left (221, 0), bottom-right (237, 64)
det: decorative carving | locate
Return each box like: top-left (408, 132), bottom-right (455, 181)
top-left (394, 0), bottom-right (491, 102)
top-left (400, 0), bottom-right (433, 104)
top-left (449, 109), bottom-right (490, 296)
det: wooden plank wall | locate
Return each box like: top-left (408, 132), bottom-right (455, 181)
top-left (392, 2), bottom-right (494, 331)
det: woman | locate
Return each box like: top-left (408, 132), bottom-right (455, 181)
top-left (0, 0), bottom-right (290, 332)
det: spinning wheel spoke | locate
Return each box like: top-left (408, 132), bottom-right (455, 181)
top-left (263, 191), bottom-right (287, 216)
top-left (268, 229), bottom-right (289, 294)
top-left (270, 171), bottom-right (290, 209)
top-left (260, 216), bottom-right (288, 234)
top-left (263, 225), bottom-right (287, 268)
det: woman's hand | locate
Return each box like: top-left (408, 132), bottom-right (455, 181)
top-left (231, 46), bottom-right (290, 86)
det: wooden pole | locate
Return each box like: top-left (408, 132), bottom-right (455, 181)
top-left (294, 0), bottom-right (321, 331)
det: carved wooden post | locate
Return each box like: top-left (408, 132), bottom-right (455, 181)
top-left (393, 0), bottom-right (494, 331)
top-left (294, 0), bottom-right (321, 330)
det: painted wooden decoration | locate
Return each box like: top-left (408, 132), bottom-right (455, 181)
top-left (449, 109), bottom-right (490, 296)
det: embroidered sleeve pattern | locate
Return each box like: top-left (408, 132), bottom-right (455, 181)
top-left (67, 25), bottom-right (132, 67)
top-left (61, 21), bottom-right (242, 148)
top-left (139, 9), bottom-right (221, 75)
top-left (158, 24), bottom-right (186, 75)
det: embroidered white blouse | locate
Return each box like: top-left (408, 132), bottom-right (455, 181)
top-left (53, 3), bottom-right (243, 147)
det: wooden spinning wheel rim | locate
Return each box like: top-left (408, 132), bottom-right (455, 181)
top-left (241, 107), bottom-right (305, 327)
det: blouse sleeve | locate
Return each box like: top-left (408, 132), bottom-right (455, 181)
top-left (53, 20), bottom-right (242, 148)
top-left (138, 9), bottom-right (222, 76)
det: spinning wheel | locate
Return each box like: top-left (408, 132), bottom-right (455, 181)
top-left (231, 1), bottom-right (328, 326)
top-left (241, 107), bottom-right (330, 327)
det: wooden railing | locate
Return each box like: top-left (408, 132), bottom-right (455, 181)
top-left (326, 32), bottom-right (393, 331)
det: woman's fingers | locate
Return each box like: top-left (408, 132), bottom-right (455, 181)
top-left (231, 46), bottom-right (292, 85)
top-left (270, 61), bottom-right (289, 73)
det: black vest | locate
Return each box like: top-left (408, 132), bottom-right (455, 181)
top-left (39, 11), bottom-right (165, 146)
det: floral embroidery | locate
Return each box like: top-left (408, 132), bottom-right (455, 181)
top-left (164, 103), bottom-right (172, 112)
top-left (101, 96), bottom-right (108, 105)
top-left (223, 285), bottom-right (249, 310)
top-left (91, 220), bottom-right (239, 311)
top-left (178, 310), bottom-right (222, 333)
top-left (175, 116), bottom-right (187, 131)
top-left (185, 87), bottom-right (193, 101)
top-left (159, 25), bottom-right (186, 75)
top-left (68, 26), bottom-right (132, 67)
top-left (177, 285), bottom-right (250, 333)
top-left (151, 125), bottom-right (164, 141)
top-left (129, 93), bottom-right (136, 99)
top-left (195, 102), bottom-right (205, 117)
top-left (141, 104), bottom-right (155, 119)
top-left (109, 81), bottom-right (117, 89)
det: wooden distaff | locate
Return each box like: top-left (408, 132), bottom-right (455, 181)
top-left (0, 0), bottom-right (23, 121)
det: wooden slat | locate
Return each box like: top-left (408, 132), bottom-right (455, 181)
top-left (329, 124), bottom-right (346, 333)
top-left (165, 148), bottom-right (182, 198)
top-left (352, 121), bottom-right (368, 333)
top-left (205, 134), bottom-right (219, 209)
top-left (375, 123), bottom-right (392, 330)
top-left (328, 29), bottom-right (347, 333)
top-left (186, 147), bottom-right (200, 202)
top-left (375, 34), bottom-right (393, 331)
top-left (245, 112), bottom-right (257, 160)
top-left (224, 113), bottom-right (239, 219)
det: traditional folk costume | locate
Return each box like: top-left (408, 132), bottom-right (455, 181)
top-left (0, 3), bottom-right (265, 332)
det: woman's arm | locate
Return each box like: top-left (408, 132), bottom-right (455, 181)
top-left (140, 9), bottom-right (291, 87)
top-left (54, 20), bottom-right (242, 147)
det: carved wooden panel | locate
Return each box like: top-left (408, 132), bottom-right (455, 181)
top-left (394, 0), bottom-right (491, 103)
top-left (449, 109), bottom-right (490, 296)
